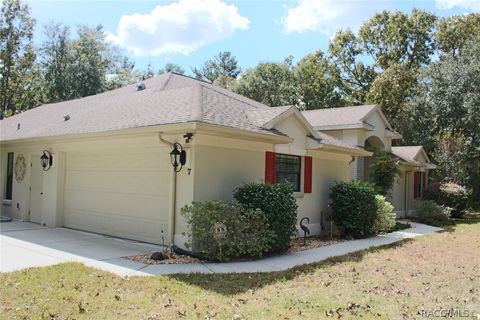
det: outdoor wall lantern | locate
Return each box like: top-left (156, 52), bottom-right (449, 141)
top-left (40, 150), bottom-right (53, 171)
top-left (170, 143), bottom-right (186, 172)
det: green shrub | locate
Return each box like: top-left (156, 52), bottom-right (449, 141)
top-left (424, 182), bottom-right (468, 218)
top-left (181, 201), bottom-right (274, 261)
top-left (234, 182), bottom-right (298, 252)
top-left (373, 195), bottom-right (396, 234)
top-left (413, 200), bottom-right (452, 226)
top-left (369, 149), bottom-right (402, 196)
top-left (330, 181), bottom-right (378, 238)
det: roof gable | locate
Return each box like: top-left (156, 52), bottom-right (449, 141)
top-left (262, 107), bottom-right (320, 139)
top-left (302, 104), bottom-right (395, 132)
top-left (391, 146), bottom-right (431, 164)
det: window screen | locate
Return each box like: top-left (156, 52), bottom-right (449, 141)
top-left (275, 154), bottom-right (301, 192)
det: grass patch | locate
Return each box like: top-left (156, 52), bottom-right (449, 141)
top-left (1, 220), bottom-right (479, 319)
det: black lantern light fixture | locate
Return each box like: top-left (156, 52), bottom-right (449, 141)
top-left (40, 150), bottom-right (53, 171)
top-left (170, 143), bottom-right (186, 172)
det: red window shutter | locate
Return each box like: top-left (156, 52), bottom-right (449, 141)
top-left (265, 151), bottom-right (276, 184)
top-left (413, 172), bottom-right (418, 198)
top-left (422, 172), bottom-right (426, 196)
top-left (304, 156), bottom-right (312, 193)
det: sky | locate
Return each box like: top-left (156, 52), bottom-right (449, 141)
top-left (26, 0), bottom-right (480, 75)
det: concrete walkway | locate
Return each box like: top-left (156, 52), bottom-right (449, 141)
top-left (1, 221), bottom-right (441, 276)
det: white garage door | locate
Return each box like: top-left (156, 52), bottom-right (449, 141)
top-left (64, 149), bottom-right (171, 244)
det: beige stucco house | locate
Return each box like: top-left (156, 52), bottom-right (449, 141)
top-left (302, 105), bottom-right (436, 217)
top-left (0, 73), bottom-right (433, 246)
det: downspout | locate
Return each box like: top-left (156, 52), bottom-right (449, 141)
top-left (158, 134), bottom-right (176, 245)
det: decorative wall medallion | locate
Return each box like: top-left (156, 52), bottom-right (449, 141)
top-left (14, 154), bottom-right (26, 182)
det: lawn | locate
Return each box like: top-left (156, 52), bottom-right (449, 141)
top-left (1, 218), bottom-right (479, 320)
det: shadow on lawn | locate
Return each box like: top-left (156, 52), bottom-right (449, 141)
top-left (170, 240), bottom-right (414, 296)
top-left (433, 212), bottom-right (480, 233)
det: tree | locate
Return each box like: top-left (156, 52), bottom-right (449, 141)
top-left (368, 148), bottom-right (401, 196)
top-left (404, 37), bottom-right (480, 188)
top-left (106, 56), bottom-right (138, 90)
top-left (40, 22), bottom-right (74, 102)
top-left (232, 57), bottom-right (298, 107)
top-left (328, 9), bottom-right (436, 105)
top-left (359, 9), bottom-right (437, 70)
top-left (0, 0), bottom-right (36, 118)
top-left (159, 62), bottom-right (185, 75)
top-left (140, 62), bottom-right (155, 80)
top-left (294, 50), bottom-right (345, 109)
top-left (366, 62), bottom-right (418, 129)
top-left (69, 25), bottom-right (114, 97)
top-left (192, 51), bottom-right (241, 83)
top-left (436, 13), bottom-right (480, 57)
top-left (328, 30), bottom-right (376, 105)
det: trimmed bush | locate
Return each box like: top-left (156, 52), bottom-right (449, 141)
top-left (330, 181), bottom-right (378, 238)
top-left (373, 195), bottom-right (396, 234)
top-left (181, 201), bottom-right (274, 261)
top-left (369, 149), bottom-right (402, 196)
top-left (413, 200), bottom-right (452, 227)
top-left (234, 182), bottom-right (298, 252)
top-left (424, 182), bottom-right (468, 218)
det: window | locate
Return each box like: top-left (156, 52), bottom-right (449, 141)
top-left (414, 172), bottom-right (425, 199)
top-left (275, 154), bottom-right (301, 192)
top-left (5, 152), bottom-right (13, 200)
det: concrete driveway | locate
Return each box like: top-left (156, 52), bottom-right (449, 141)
top-left (0, 221), bottom-right (163, 276)
top-left (1, 220), bottom-right (442, 277)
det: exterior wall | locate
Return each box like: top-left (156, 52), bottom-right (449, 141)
top-left (1, 116), bottom-right (355, 246)
top-left (405, 171), bottom-right (416, 216)
top-left (392, 167), bottom-right (407, 217)
top-left (193, 141), bottom-right (351, 237)
top-left (0, 132), bottom-right (194, 245)
top-left (351, 156), bottom-right (364, 180)
top-left (274, 116), bottom-right (308, 156)
top-left (191, 115), bottom-right (353, 240)
top-left (393, 167), bottom-right (431, 218)
top-left (364, 111), bottom-right (390, 151)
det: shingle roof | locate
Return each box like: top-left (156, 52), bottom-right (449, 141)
top-left (0, 73), bottom-right (361, 153)
top-left (246, 106), bottom-right (291, 127)
top-left (302, 105), bottom-right (377, 128)
top-left (391, 146), bottom-right (423, 163)
top-left (0, 73), bottom-right (274, 142)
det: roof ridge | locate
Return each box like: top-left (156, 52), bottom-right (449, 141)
top-left (190, 84), bottom-right (204, 121)
top-left (158, 72), bottom-right (173, 91)
top-left (169, 71), bottom-right (213, 85)
top-left (199, 83), bottom-right (268, 110)
top-left (302, 104), bottom-right (377, 113)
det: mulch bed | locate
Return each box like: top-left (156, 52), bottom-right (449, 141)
top-left (126, 251), bottom-right (203, 265)
top-left (125, 236), bottom-right (346, 265)
top-left (287, 236), bottom-right (345, 253)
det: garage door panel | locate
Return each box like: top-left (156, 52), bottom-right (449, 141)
top-left (67, 151), bottom-right (171, 169)
top-left (64, 209), bottom-right (168, 244)
top-left (64, 190), bottom-right (169, 219)
top-left (66, 170), bottom-right (169, 195)
top-left (64, 150), bottom-right (171, 244)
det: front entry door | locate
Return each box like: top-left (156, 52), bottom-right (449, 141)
top-left (29, 156), bottom-right (43, 224)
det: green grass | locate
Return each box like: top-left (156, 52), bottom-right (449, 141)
top-left (1, 217), bottom-right (479, 319)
